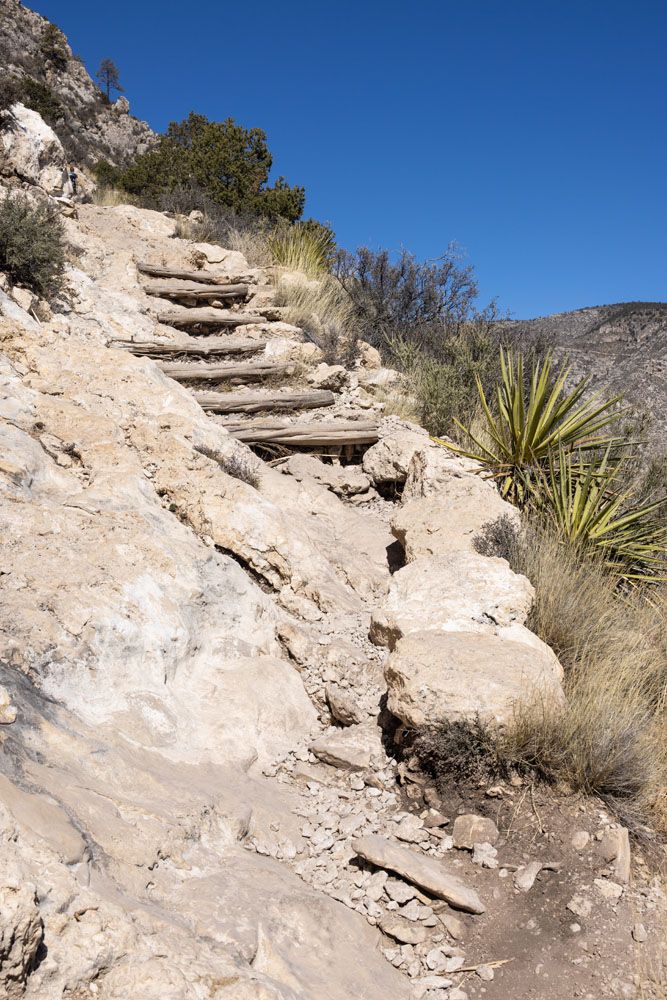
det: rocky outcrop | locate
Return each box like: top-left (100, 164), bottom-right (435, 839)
top-left (0, 1), bottom-right (154, 167)
top-left (0, 146), bottom-right (573, 998)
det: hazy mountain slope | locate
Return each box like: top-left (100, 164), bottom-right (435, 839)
top-left (501, 302), bottom-right (667, 447)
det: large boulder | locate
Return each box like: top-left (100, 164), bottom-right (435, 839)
top-left (385, 629), bottom-right (565, 727)
top-left (1, 103), bottom-right (67, 193)
top-left (393, 448), bottom-right (519, 560)
top-left (370, 552), bottom-right (534, 648)
top-left (362, 419), bottom-right (430, 485)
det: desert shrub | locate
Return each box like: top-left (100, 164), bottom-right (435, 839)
top-left (108, 113), bottom-right (304, 221)
top-left (91, 186), bottom-right (137, 207)
top-left (413, 716), bottom-right (507, 787)
top-left (20, 77), bottom-right (64, 125)
top-left (0, 193), bottom-right (65, 297)
top-left (0, 76), bottom-right (20, 119)
top-left (385, 322), bottom-right (500, 437)
top-left (335, 245), bottom-right (481, 349)
top-left (39, 23), bottom-right (69, 71)
top-left (467, 514), bottom-right (667, 823)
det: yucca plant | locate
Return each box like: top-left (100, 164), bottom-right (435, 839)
top-left (539, 445), bottom-right (667, 582)
top-left (438, 349), bottom-right (626, 504)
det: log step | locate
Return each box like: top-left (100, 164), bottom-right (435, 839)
top-left (138, 262), bottom-right (249, 285)
top-left (114, 338), bottom-right (267, 358)
top-left (157, 307), bottom-right (265, 328)
top-left (227, 420), bottom-right (379, 446)
top-left (143, 280), bottom-right (249, 302)
top-left (160, 360), bottom-right (292, 384)
top-left (196, 389), bottom-right (335, 414)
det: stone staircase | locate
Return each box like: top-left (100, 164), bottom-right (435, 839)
top-left (115, 260), bottom-right (380, 451)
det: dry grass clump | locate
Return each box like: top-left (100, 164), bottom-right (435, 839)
top-left (91, 186), bottom-right (137, 207)
top-left (470, 515), bottom-right (667, 826)
top-left (275, 271), bottom-right (359, 365)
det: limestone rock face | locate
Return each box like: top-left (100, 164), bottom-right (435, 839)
top-left (385, 630), bottom-right (565, 727)
top-left (0, 881), bottom-right (43, 999)
top-left (1, 103), bottom-right (68, 193)
top-left (370, 552), bottom-right (534, 648)
top-left (282, 453), bottom-right (372, 497)
top-left (394, 449), bottom-right (519, 559)
top-left (362, 419), bottom-right (430, 484)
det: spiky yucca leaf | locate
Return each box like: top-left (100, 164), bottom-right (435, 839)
top-left (437, 350), bottom-right (625, 504)
top-left (541, 445), bottom-right (667, 582)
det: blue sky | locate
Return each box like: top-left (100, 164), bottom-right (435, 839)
top-left (32, 1), bottom-right (666, 317)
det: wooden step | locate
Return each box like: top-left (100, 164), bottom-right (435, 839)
top-left (160, 360), bottom-right (293, 384)
top-left (114, 337), bottom-right (266, 358)
top-left (157, 306), bottom-right (265, 328)
top-left (138, 261), bottom-right (249, 285)
top-left (143, 280), bottom-right (249, 302)
top-left (227, 420), bottom-right (379, 446)
top-left (196, 389), bottom-right (335, 414)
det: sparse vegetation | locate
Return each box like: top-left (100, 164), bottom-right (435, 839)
top-left (195, 443), bottom-right (261, 488)
top-left (270, 220), bottom-right (336, 276)
top-left (275, 271), bottom-right (359, 364)
top-left (468, 514), bottom-right (667, 826)
top-left (39, 23), bottom-right (69, 71)
top-left (0, 192), bottom-right (66, 298)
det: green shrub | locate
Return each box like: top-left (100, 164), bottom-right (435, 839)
top-left (0, 193), bottom-right (66, 298)
top-left (445, 350), bottom-right (625, 504)
top-left (111, 113), bottom-right (304, 221)
top-left (39, 23), bottom-right (69, 71)
top-left (20, 78), bottom-right (64, 125)
top-left (0, 76), bottom-right (20, 120)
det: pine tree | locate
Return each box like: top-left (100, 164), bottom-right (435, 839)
top-left (96, 59), bottom-right (124, 101)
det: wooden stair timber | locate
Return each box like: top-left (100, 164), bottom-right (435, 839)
top-left (137, 262), bottom-right (250, 285)
top-left (143, 280), bottom-right (249, 302)
top-left (159, 360), bottom-right (293, 384)
top-left (156, 306), bottom-right (266, 328)
top-left (114, 338), bottom-right (267, 358)
top-left (227, 420), bottom-right (379, 446)
top-left (195, 389), bottom-right (335, 414)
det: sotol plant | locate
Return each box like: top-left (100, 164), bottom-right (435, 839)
top-left (442, 349), bottom-right (624, 504)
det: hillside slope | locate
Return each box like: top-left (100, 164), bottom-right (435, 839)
top-left (0, 0), bottom-right (154, 166)
top-left (501, 302), bottom-right (667, 446)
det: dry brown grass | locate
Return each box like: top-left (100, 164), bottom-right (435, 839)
top-left (274, 271), bottom-right (359, 364)
top-left (91, 186), bottom-right (137, 207)
top-left (474, 516), bottom-right (667, 827)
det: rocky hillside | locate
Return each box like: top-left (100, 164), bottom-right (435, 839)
top-left (0, 95), bottom-right (664, 999)
top-left (0, 0), bottom-right (154, 166)
top-left (501, 302), bottom-right (667, 447)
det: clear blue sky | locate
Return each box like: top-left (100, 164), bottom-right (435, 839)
top-left (32, 0), bottom-right (666, 317)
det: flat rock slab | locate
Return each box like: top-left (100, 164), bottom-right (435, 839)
top-left (352, 835), bottom-right (485, 914)
top-left (379, 913), bottom-right (428, 944)
top-left (310, 723), bottom-right (385, 771)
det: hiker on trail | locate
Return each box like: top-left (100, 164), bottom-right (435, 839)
top-left (68, 163), bottom-right (78, 196)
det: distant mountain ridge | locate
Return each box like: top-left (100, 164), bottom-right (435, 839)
top-left (500, 301), bottom-right (667, 448)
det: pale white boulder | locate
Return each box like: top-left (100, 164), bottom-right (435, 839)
top-left (370, 552), bottom-right (534, 648)
top-left (362, 419), bottom-right (430, 484)
top-left (385, 629), bottom-right (565, 727)
top-left (1, 103), bottom-right (66, 193)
